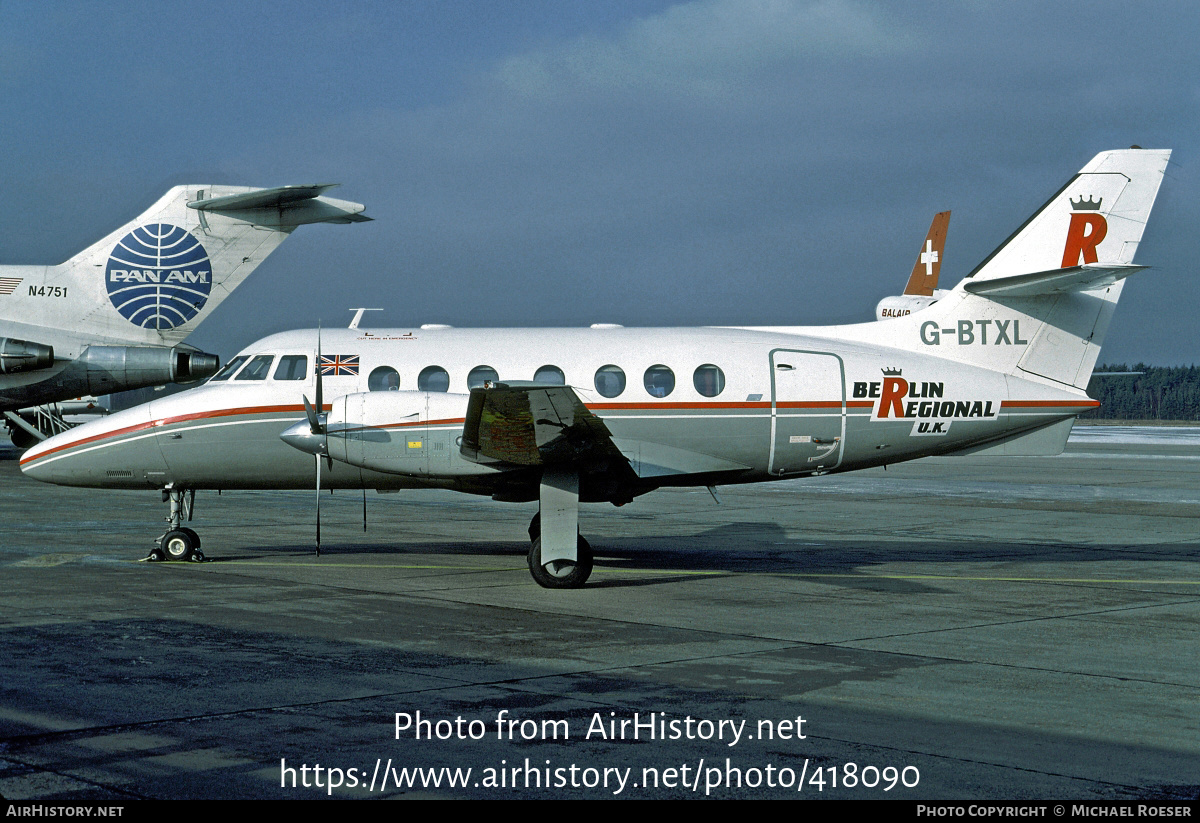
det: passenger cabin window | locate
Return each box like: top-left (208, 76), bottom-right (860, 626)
top-left (693, 364), bottom-right (725, 397)
top-left (368, 366), bottom-right (400, 391)
top-left (235, 355), bottom-right (274, 381)
top-left (418, 366), bottom-right (450, 392)
top-left (594, 365), bottom-right (626, 398)
top-left (533, 365), bottom-right (565, 385)
top-left (468, 365), bottom-right (499, 389)
top-left (209, 355), bottom-right (248, 382)
top-left (274, 355), bottom-right (308, 381)
top-left (644, 365), bottom-right (675, 398)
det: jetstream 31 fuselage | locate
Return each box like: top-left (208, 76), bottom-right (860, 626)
top-left (20, 149), bottom-right (1171, 588)
top-left (19, 323), bottom-right (1091, 492)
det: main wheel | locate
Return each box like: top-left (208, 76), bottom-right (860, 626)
top-left (160, 529), bottom-right (197, 562)
top-left (528, 535), bottom-right (593, 589)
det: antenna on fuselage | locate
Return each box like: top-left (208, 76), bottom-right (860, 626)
top-left (348, 308), bottom-right (383, 330)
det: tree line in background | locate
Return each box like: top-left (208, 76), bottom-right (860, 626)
top-left (1082, 365), bottom-right (1200, 421)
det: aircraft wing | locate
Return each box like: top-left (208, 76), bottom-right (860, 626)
top-left (461, 382), bottom-right (632, 471)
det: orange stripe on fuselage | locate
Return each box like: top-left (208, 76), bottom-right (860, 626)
top-left (19, 403), bottom-right (319, 467)
top-left (20, 397), bottom-right (1094, 468)
top-left (1001, 399), bottom-right (1099, 408)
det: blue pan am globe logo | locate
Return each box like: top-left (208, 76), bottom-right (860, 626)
top-left (105, 224), bottom-right (213, 330)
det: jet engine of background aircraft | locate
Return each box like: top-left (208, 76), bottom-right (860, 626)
top-left (19, 149), bottom-right (1171, 590)
top-left (1, 183), bottom-right (370, 447)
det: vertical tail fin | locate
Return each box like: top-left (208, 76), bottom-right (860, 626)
top-left (903, 210), bottom-right (951, 296)
top-left (858, 149), bottom-right (1170, 391)
top-left (875, 210), bottom-right (951, 320)
top-left (965, 149), bottom-right (1169, 283)
top-left (6, 184), bottom-right (368, 355)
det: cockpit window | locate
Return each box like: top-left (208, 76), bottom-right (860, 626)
top-left (208, 355), bottom-right (248, 382)
top-left (235, 355), bottom-right (274, 381)
top-left (274, 355), bottom-right (308, 381)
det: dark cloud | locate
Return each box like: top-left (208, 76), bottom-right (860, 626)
top-left (3, 0), bottom-right (1197, 363)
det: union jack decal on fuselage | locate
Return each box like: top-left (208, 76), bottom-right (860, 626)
top-left (319, 354), bottom-right (360, 376)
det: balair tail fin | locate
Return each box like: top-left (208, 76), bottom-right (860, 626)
top-left (2, 184), bottom-right (369, 358)
top-left (876, 210), bottom-right (951, 320)
top-left (904, 210), bottom-right (951, 296)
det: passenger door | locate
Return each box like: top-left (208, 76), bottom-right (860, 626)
top-left (769, 350), bottom-right (845, 475)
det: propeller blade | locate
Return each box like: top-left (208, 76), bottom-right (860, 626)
top-left (315, 452), bottom-right (322, 556)
top-left (302, 395), bottom-right (323, 435)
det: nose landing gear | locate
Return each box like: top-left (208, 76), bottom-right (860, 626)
top-left (149, 486), bottom-right (205, 562)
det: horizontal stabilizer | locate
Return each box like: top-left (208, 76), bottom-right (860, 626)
top-left (189, 184), bottom-right (371, 226)
top-left (962, 264), bottom-right (1147, 297)
top-left (189, 184), bottom-right (340, 211)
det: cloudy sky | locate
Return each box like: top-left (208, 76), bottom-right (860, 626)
top-left (2, 0), bottom-right (1198, 364)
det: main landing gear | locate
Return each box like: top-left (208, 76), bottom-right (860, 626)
top-left (149, 486), bottom-right (205, 563)
top-left (527, 469), bottom-right (594, 589)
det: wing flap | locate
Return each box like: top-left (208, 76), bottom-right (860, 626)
top-left (460, 382), bottom-right (628, 468)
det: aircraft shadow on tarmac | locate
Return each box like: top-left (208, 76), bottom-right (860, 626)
top-left (210, 517), bottom-right (1200, 593)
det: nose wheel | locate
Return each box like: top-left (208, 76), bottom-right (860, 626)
top-left (150, 486), bottom-right (205, 562)
top-left (158, 528), bottom-right (203, 562)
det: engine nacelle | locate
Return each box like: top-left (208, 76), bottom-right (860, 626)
top-left (875, 291), bottom-right (945, 321)
top-left (326, 390), bottom-right (490, 477)
top-left (82, 345), bottom-right (220, 394)
top-left (0, 337), bottom-right (55, 374)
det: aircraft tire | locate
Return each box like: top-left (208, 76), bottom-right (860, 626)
top-left (528, 512), bottom-right (540, 541)
top-left (161, 529), bottom-right (196, 562)
top-left (528, 535), bottom-right (592, 589)
top-left (180, 527), bottom-right (201, 549)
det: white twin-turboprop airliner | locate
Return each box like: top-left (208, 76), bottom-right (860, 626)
top-left (20, 149), bottom-right (1170, 588)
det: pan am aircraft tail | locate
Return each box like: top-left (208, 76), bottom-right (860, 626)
top-left (3, 184), bottom-right (369, 351)
top-left (0, 184), bottom-right (370, 429)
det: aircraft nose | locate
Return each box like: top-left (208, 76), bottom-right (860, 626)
top-left (280, 420), bottom-right (327, 456)
top-left (18, 437), bottom-right (59, 483)
top-left (19, 403), bottom-right (167, 487)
